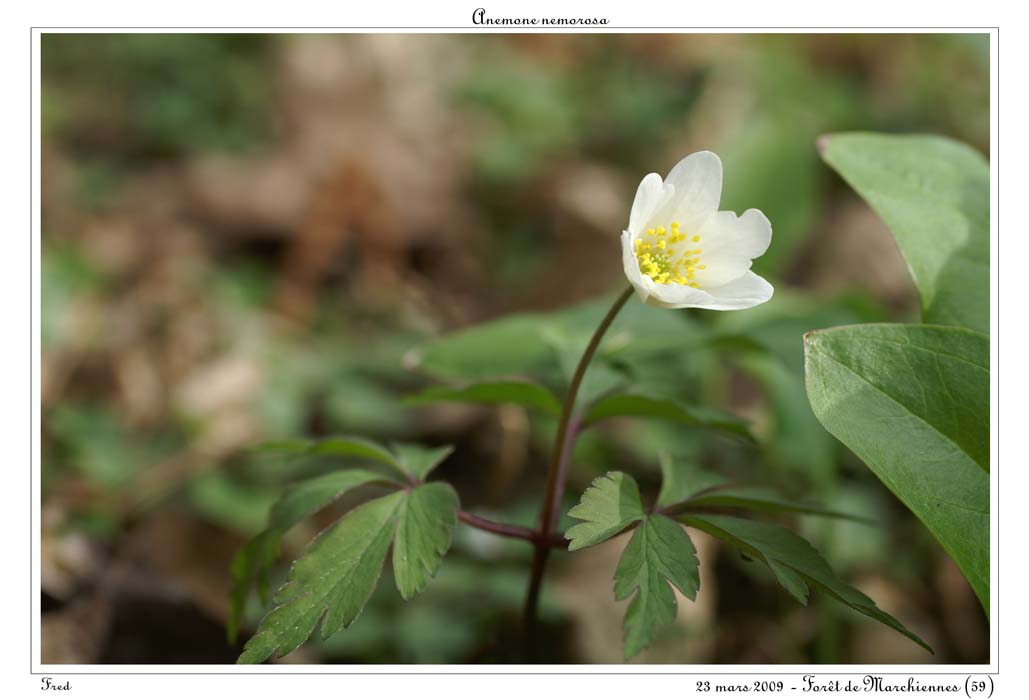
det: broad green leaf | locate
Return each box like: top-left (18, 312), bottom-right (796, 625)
top-left (228, 469), bottom-right (389, 643)
top-left (805, 323), bottom-right (989, 612)
top-left (684, 514), bottom-right (931, 653)
top-left (820, 132), bottom-right (989, 333)
top-left (405, 379), bottom-right (561, 417)
top-left (566, 472), bottom-right (645, 551)
top-left (393, 483), bottom-right (460, 599)
top-left (238, 492), bottom-right (405, 664)
top-left (581, 393), bottom-right (755, 443)
top-left (615, 514), bottom-right (700, 659)
top-left (390, 443), bottom-right (454, 482)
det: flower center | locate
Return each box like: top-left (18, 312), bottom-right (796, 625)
top-left (632, 221), bottom-right (706, 287)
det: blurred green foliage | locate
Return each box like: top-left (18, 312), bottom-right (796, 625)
top-left (43, 34), bottom-right (275, 159)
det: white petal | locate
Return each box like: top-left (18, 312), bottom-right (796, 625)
top-left (627, 173), bottom-right (666, 235)
top-left (644, 282), bottom-right (715, 309)
top-left (691, 208), bottom-right (773, 287)
top-left (694, 271), bottom-right (774, 311)
top-left (653, 151), bottom-right (722, 231)
top-left (621, 231), bottom-right (651, 303)
top-left (702, 208), bottom-right (772, 259)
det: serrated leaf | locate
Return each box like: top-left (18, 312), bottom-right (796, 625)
top-left (238, 491), bottom-right (405, 664)
top-left (581, 393), bottom-right (754, 443)
top-left (805, 323), bottom-right (989, 612)
top-left (393, 483), bottom-right (459, 599)
top-left (405, 379), bottom-right (562, 417)
top-left (268, 469), bottom-right (394, 532)
top-left (390, 443), bottom-right (454, 482)
top-left (820, 132), bottom-right (989, 333)
top-left (227, 468), bottom-right (388, 643)
top-left (684, 514), bottom-right (932, 653)
top-left (566, 472), bottom-right (646, 551)
top-left (615, 514), bottom-right (700, 659)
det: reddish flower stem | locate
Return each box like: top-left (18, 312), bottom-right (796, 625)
top-left (522, 286), bottom-right (634, 657)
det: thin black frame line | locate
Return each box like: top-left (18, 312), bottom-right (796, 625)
top-left (31, 26), bottom-right (999, 30)
top-left (28, 25), bottom-right (1000, 671)
top-left (31, 671), bottom-right (997, 676)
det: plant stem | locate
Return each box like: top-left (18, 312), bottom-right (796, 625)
top-left (457, 510), bottom-right (566, 547)
top-left (522, 285), bottom-right (634, 654)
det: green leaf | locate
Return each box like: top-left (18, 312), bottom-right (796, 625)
top-left (405, 379), bottom-right (561, 417)
top-left (805, 323), bottom-right (989, 612)
top-left (615, 514), bottom-right (700, 659)
top-left (581, 392), bottom-right (755, 443)
top-left (267, 469), bottom-right (394, 532)
top-left (678, 488), bottom-right (868, 523)
top-left (655, 455), bottom-right (861, 521)
top-left (390, 443), bottom-right (454, 482)
top-left (566, 470), bottom-right (702, 658)
top-left (228, 469), bottom-right (389, 644)
top-left (410, 294), bottom-right (695, 386)
top-left (820, 132), bottom-right (989, 333)
top-left (684, 514), bottom-right (931, 653)
top-left (254, 435), bottom-right (401, 471)
top-left (228, 529), bottom-right (280, 644)
top-left (656, 454), bottom-right (727, 508)
top-left (393, 483), bottom-right (460, 599)
top-left (238, 491), bottom-right (405, 664)
top-left (566, 472), bottom-right (646, 551)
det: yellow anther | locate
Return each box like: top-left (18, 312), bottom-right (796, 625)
top-left (687, 267), bottom-right (695, 274)
top-left (698, 264), bottom-right (707, 270)
top-left (657, 239), bottom-right (666, 249)
top-left (692, 235), bottom-right (701, 242)
top-left (689, 282), bottom-right (699, 288)
top-left (657, 226), bottom-right (666, 235)
top-left (687, 271), bottom-right (695, 279)
top-left (694, 248), bottom-right (703, 255)
top-left (672, 221), bottom-right (680, 229)
top-left (646, 228), bottom-right (655, 235)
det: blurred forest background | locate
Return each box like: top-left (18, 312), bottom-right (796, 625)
top-left (40, 33), bottom-right (990, 664)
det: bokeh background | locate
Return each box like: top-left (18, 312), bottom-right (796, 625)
top-left (40, 33), bottom-right (990, 664)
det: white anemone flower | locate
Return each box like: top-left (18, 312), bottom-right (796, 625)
top-left (621, 151), bottom-right (774, 310)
